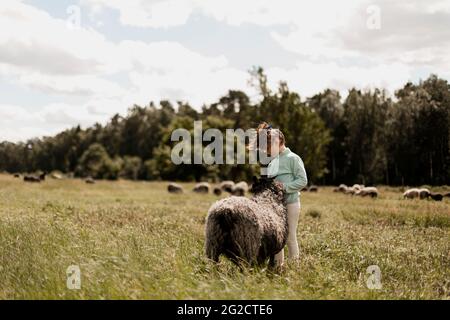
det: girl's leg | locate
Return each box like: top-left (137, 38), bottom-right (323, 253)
top-left (287, 201), bottom-right (300, 260)
top-left (274, 201), bottom-right (300, 266)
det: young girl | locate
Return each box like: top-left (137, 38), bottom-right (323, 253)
top-left (257, 122), bottom-right (308, 266)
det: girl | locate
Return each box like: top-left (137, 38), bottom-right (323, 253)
top-left (257, 122), bottom-right (308, 266)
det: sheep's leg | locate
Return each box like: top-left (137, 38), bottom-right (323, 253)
top-left (208, 252), bottom-right (220, 263)
top-left (205, 239), bottom-right (221, 263)
top-left (269, 255), bottom-right (276, 268)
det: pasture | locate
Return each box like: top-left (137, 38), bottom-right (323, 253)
top-left (0, 174), bottom-right (448, 299)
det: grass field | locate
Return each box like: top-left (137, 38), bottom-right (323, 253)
top-left (0, 174), bottom-right (449, 299)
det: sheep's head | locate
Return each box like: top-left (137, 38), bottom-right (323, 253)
top-left (250, 176), bottom-right (285, 203)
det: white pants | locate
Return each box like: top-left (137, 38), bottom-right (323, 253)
top-left (275, 201), bottom-right (300, 266)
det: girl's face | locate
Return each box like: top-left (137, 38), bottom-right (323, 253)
top-left (268, 132), bottom-right (281, 157)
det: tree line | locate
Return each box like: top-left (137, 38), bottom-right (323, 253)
top-left (1, 68), bottom-right (449, 186)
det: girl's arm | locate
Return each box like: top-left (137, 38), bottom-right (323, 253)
top-left (283, 157), bottom-right (308, 193)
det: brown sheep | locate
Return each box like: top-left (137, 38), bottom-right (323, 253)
top-left (403, 188), bottom-right (420, 199)
top-left (24, 172), bottom-right (46, 183)
top-left (213, 187), bottom-right (222, 196)
top-left (403, 188), bottom-right (430, 199)
top-left (205, 177), bottom-right (287, 267)
top-left (355, 187), bottom-right (378, 198)
top-left (333, 184), bottom-right (348, 193)
top-left (85, 177), bottom-right (95, 184)
top-left (220, 181), bottom-right (235, 193)
top-left (193, 182), bottom-right (210, 194)
top-left (168, 183), bottom-right (183, 193)
top-left (418, 188), bottom-right (431, 199)
top-left (428, 192), bottom-right (443, 201)
top-left (231, 181), bottom-right (249, 196)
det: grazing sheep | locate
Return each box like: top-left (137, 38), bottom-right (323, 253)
top-left (13, 173), bottom-right (20, 178)
top-left (418, 188), bottom-right (431, 199)
top-left (220, 181), bottom-right (235, 193)
top-left (404, 188), bottom-right (442, 201)
top-left (344, 186), bottom-right (357, 195)
top-left (333, 184), bottom-right (348, 193)
top-left (168, 183), bottom-right (183, 194)
top-left (231, 181), bottom-right (249, 196)
top-left (428, 192), bottom-right (443, 201)
top-left (205, 176), bottom-right (287, 266)
top-left (193, 182), bottom-right (210, 194)
top-left (342, 184), bottom-right (365, 195)
top-left (50, 172), bottom-right (63, 180)
top-left (24, 175), bottom-right (41, 183)
top-left (403, 188), bottom-right (420, 199)
top-left (403, 188), bottom-right (431, 199)
top-left (23, 173), bottom-right (45, 183)
top-left (85, 177), bottom-right (95, 184)
top-left (213, 187), bottom-right (222, 196)
top-left (355, 186), bottom-right (378, 198)
top-left (308, 185), bottom-right (318, 192)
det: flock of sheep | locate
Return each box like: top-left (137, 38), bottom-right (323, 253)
top-left (15, 172), bottom-right (96, 184)
top-left (15, 172), bottom-right (47, 183)
top-left (168, 180), bottom-right (250, 197)
top-left (14, 171), bottom-right (449, 202)
top-left (333, 184), bottom-right (379, 198)
top-left (402, 187), bottom-right (449, 201)
top-left (333, 183), bottom-right (450, 201)
top-left (169, 180), bottom-right (450, 202)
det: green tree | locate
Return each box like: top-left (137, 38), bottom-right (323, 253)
top-left (121, 156), bottom-right (142, 180)
top-left (76, 143), bottom-right (121, 180)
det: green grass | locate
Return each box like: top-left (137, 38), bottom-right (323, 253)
top-left (0, 174), bottom-right (449, 299)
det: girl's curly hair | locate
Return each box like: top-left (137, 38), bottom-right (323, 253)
top-left (255, 122), bottom-right (285, 153)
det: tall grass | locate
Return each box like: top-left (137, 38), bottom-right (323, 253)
top-left (0, 175), bottom-right (448, 299)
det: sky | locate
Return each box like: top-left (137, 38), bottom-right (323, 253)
top-left (1, 0), bottom-right (449, 142)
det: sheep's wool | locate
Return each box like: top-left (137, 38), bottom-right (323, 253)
top-left (205, 179), bottom-right (288, 265)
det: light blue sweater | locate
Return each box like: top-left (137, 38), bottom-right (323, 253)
top-left (267, 147), bottom-right (308, 204)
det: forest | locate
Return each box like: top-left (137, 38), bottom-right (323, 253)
top-left (1, 68), bottom-right (449, 186)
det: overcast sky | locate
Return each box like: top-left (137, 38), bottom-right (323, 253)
top-left (1, 0), bottom-right (449, 142)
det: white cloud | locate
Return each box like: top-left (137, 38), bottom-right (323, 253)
top-left (128, 67), bottom-right (248, 107)
top-left (0, 0), bottom-right (132, 102)
top-left (0, 101), bottom-right (122, 142)
top-left (266, 61), bottom-right (413, 98)
top-left (16, 73), bottom-right (126, 97)
top-left (81, 0), bottom-right (362, 28)
top-left (0, 1), bottom-right (128, 75)
top-left (82, 0), bottom-right (195, 28)
top-left (0, 1), bottom-right (248, 108)
top-left (120, 40), bottom-right (228, 73)
top-left (81, 0), bottom-right (450, 71)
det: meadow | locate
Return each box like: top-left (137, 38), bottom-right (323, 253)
top-left (0, 174), bottom-right (448, 299)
